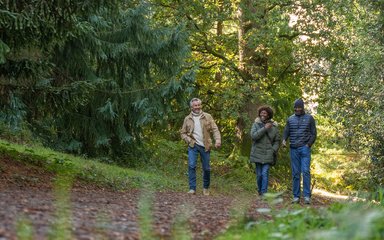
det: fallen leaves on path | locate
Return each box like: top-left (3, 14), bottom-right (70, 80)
top-left (0, 156), bottom-right (334, 240)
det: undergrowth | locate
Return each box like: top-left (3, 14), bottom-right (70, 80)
top-left (216, 200), bottom-right (384, 240)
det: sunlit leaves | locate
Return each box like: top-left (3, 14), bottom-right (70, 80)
top-left (317, 1), bottom-right (384, 188)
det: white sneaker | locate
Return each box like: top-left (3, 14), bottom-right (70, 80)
top-left (187, 189), bottom-right (196, 194)
top-left (291, 197), bottom-right (300, 204)
top-left (304, 197), bottom-right (311, 205)
top-left (203, 188), bottom-right (210, 196)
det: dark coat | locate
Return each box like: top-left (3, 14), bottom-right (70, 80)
top-left (250, 118), bottom-right (281, 164)
top-left (282, 112), bottom-right (317, 148)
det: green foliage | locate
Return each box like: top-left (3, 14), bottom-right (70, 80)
top-left (0, 92), bottom-right (27, 131)
top-left (16, 217), bottom-right (34, 240)
top-left (0, 39), bottom-right (10, 63)
top-left (150, 0), bottom-right (305, 154)
top-left (317, 1), bottom-right (384, 189)
top-left (217, 201), bottom-right (384, 240)
top-left (49, 173), bottom-right (74, 240)
top-left (0, 1), bottom-right (193, 162)
top-left (375, 187), bottom-right (384, 205)
top-left (141, 138), bottom-right (187, 178)
top-left (310, 116), bottom-right (371, 193)
top-left (0, 121), bottom-right (36, 145)
top-left (138, 191), bottom-right (156, 239)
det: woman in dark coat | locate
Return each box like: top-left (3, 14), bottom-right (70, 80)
top-left (250, 106), bottom-right (280, 196)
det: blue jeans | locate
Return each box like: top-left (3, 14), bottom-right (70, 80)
top-left (255, 163), bottom-right (270, 195)
top-left (290, 146), bottom-right (311, 198)
top-left (188, 144), bottom-right (211, 190)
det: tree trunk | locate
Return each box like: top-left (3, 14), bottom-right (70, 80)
top-left (215, 1), bottom-right (224, 83)
top-left (234, 0), bottom-right (268, 156)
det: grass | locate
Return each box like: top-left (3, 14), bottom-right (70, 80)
top-left (0, 139), bottom-right (184, 192)
top-left (0, 136), bottom-right (258, 196)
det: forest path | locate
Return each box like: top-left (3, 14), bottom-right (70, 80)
top-left (0, 156), bottom-right (345, 240)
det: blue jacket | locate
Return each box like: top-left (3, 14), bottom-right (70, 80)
top-left (283, 112), bottom-right (317, 148)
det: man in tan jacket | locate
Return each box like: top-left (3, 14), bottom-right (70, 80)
top-left (180, 98), bottom-right (221, 196)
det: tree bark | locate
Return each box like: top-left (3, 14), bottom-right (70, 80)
top-left (234, 0), bottom-right (269, 156)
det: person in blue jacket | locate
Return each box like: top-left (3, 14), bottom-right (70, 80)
top-left (282, 99), bottom-right (317, 204)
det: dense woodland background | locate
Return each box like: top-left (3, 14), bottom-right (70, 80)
top-left (0, 0), bottom-right (383, 192)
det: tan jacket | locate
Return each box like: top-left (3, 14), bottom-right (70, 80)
top-left (180, 112), bottom-right (221, 151)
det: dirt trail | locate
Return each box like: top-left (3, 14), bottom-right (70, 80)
top-left (0, 156), bottom-right (336, 240)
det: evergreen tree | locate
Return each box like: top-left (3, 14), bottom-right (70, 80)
top-left (0, 1), bottom-right (193, 162)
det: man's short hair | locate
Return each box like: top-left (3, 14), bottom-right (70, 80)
top-left (258, 105), bottom-right (274, 119)
top-left (190, 98), bottom-right (202, 107)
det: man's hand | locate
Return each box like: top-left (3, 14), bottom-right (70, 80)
top-left (215, 142), bottom-right (221, 148)
top-left (282, 140), bottom-right (287, 147)
top-left (265, 122), bottom-right (273, 129)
